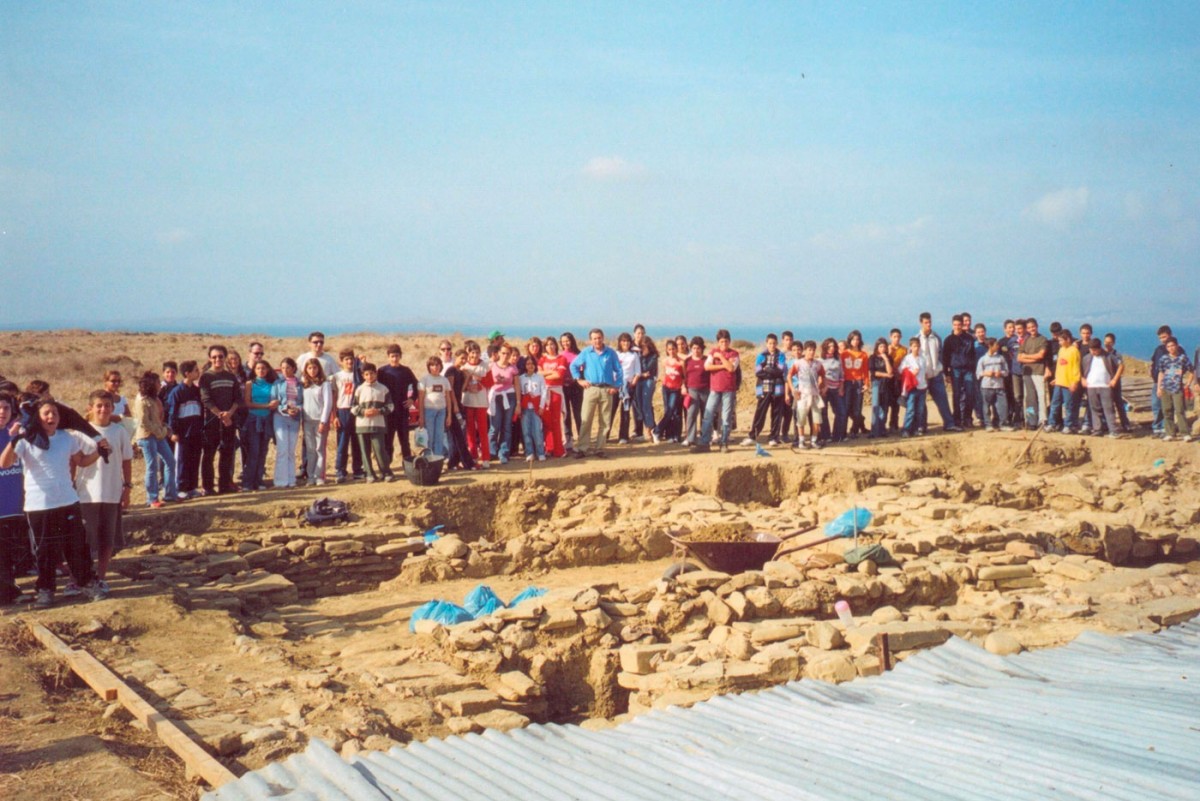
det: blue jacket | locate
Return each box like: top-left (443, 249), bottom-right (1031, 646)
top-left (754, 350), bottom-right (787, 397)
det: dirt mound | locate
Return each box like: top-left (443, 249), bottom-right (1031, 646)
top-left (677, 522), bottom-right (754, 543)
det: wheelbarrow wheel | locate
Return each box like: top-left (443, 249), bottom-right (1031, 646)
top-left (663, 561), bottom-right (701, 580)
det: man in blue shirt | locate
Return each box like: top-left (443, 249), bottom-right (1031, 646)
top-left (571, 329), bottom-right (621, 458)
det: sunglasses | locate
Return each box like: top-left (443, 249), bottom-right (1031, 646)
top-left (311, 340), bottom-right (324, 345)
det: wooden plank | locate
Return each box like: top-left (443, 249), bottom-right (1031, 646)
top-left (25, 621), bottom-right (238, 788)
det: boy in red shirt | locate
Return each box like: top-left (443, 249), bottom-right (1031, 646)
top-left (695, 330), bottom-right (739, 453)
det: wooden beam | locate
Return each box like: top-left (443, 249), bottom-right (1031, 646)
top-left (25, 620), bottom-right (238, 788)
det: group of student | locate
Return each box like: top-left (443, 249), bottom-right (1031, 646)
top-left (1, 315), bottom-right (1195, 609)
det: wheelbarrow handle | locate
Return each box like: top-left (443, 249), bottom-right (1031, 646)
top-left (774, 532), bottom-right (844, 560)
top-left (776, 524), bottom-right (819, 543)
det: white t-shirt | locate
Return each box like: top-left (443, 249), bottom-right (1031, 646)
top-left (75, 422), bottom-right (133, 504)
top-left (420, 375), bottom-right (451, 411)
top-left (1086, 356), bottom-right (1112, 387)
top-left (333, 369), bottom-right (357, 410)
top-left (461, 362), bottom-right (489, 409)
top-left (296, 351), bottom-right (340, 382)
top-left (15, 430), bottom-right (95, 512)
top-left (617, 351), bottom-right (641, 385)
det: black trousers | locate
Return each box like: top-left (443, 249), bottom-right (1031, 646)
top-left (27, 504), bottom-right (94, 592)
top-left (201, 419), bottom-right (239, 492)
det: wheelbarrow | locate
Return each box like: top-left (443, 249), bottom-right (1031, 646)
top-left (665, 524), bottom-right (847, 578)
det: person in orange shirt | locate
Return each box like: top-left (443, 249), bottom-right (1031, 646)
top-left (841, 331), bottom-right (870, 438)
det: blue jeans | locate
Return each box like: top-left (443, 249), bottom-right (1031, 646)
top-left (335, 408), bottom-right (363, 478)
top-left (242, 414), bottom-right (273, 489)
top-left (926, 375), bottom-right (955, 431)
top-left (950, 368), bottom-right (976, 426)
top-left (820, 389), bottom-right (847, 441)
top-left (981, 388), bottom-right (1009, 428)
top-left (904, 388), bottom-right (928, 435)
top-left (635, 378), bottom-right (657, 434)
top-left (489, 392), bottom-right (514, 462)
top-left (139, 437), bottom-right (177, 501)
top-left (424, 408), bottom-right (447, 456)
top-left (700, 390), bottom-right (735, 446)
top-left (521, 408), bottom-right (545, 458)
top-left (1151, 388), bottom-right (1164, 432)
top-left (1048, 385), bottom-right (1081, 430)
top-left (870, 380), bottom-right (888, 436)
top-left (657, 387), bottom-right (681, 440)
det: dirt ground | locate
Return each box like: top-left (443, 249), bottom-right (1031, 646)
top-left (1, 329), bottom-right (1197, 800)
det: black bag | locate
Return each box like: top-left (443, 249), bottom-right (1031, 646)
top-left (305, 497), bottom-right (350, 526)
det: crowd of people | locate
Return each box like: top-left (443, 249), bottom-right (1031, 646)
top-left (0, 315), bottom-right (1196, 608)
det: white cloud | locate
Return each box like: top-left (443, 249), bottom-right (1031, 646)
top-left (581, 155), bottom-right (644, 181)
top-left (1023, 187), bottom-right (1089, 227)
top-left (156, 227), bottom-right (193, 245)
top-left (809, 216), bottom-right (931, 252)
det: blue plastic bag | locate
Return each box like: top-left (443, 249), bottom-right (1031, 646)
top-left (422, 525), bottom-right (445, 544)
top-left (464, 585), bottom-right (506, 617)
top-left (508, 586), bottom-right (547, 608)
top-left (824, 507), bottom-right (873, 538)
top-left (409, 600), bottom-right (474, 632)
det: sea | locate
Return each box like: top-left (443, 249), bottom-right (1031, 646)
top-left (21, 321), bottom-right (1199, 362)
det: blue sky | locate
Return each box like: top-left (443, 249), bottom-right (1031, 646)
top-left (2, 2), bottom-right (1197, 331)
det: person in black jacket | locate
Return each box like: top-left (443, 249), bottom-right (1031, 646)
top-left (745, 334), bottom-right (787, 445)
top-left (942, 315), bottom-right (977, 428)
top-left (379, 344), bottom-right (420, 466)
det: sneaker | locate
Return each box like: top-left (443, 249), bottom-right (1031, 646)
top-left (690, 443), bottom-right (711, 453)
top-left (1000, 425), bottom-right (1015, 432)
top-left (148, 500), bottom-right (164, 509)
top-left (498, 457), bottom-right (508, 465)
top-left (537, 455), bottom-right (546, 461)
top-left (617, 438), bottom-right (629, 445)
top-left (901, 432), bottom-right (911, 438)
top-left (86, 581), bottom-right (109, 602)
top-left (97, 580), bottom-right (111, 596)
top-left (315, 478), bottom-right (327, 485)
top-left (767, 439), bottom-right (780, 447)
top-left (917, 430), bottom-right (926, 437)
top-left (810, 439), bottom-right (823, 449)
top-left (719, 444), bottom-right (729, 453)
top-left (985, 426), bottom-right (995, 432)
top-left (632, 435), bottom-right (645, 442)
top-left (525, 455), bottom-right (534, 462)
top-left (365, 476), bottom-right (377, 483)
top-left (800, 440), bottom-right (812, 449)
top-left (62, 582), bottom-right (83, 598)
top-left (740, 437), bottom-right (755, 446)
top-left (35, 589), bottom-right (53, 609)
top-left (384, 474), bottom-right (396, 482)
top-left (651, 431), bottom-right (661, 444)
top-left (1184, 436), bottom-right (1194, 443)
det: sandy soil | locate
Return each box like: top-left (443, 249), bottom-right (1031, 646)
top-left (0, 329), bottom-right (1193, 800)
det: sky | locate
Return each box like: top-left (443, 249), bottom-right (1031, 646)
top-left (2, 1), bottom-right (1198, 332)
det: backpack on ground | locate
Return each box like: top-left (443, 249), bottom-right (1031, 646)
top-left (305, 497), bottom-right (350, 526)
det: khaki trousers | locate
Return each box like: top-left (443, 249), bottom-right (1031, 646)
top-left (577, 385), bottom-right (613, 454)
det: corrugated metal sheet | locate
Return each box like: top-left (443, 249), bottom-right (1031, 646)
top-left (205, 622), bottom-right (1200, 801)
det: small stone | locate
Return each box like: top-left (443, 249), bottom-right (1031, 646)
top-left (977, 565), bottom-right (1034, 581)
top-left (445, 716), bottom-right (481, 735)
top-left (751, 622), bottom-right (804, 645)
top-left (984, 631), bottom-right (1024, 656)
top-left (472, 709), bottom-right (530, 732)
top-left (870, 606), bottom-right (905, 624)
top-left (806, 654), bottom-right (857, 684)
top-left (808, 622), bottom-right (845, 651)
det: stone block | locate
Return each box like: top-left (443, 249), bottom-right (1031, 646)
top-left (1054, 562), bottom-right (1097, 581)
top-left (976, 565), bottom-right (1034, 581)
top-left (472, 709), bottom-right (530, 732)
top-left (805, 653), bottom-right (857, 684)
top-left (845, 621), bottom-right (950, 656)
top-left (540, 605), bottom-right (580, 631)
top-left (676, 570), bottom-right (732, 590)
top-left (438, 689), bottom-right (501, 717)
top-left (620, 644), bottom-right (670, 674)
top-left (751, 622), bottom-right (804, 645)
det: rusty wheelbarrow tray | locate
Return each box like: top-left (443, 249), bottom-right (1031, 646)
top-left (667, 524), bottom-right (829, 576)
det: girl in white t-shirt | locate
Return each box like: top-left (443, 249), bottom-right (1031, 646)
top-left (418, 356), bottom-right (455, 457)
top-left (0, 400), bottom-right (102, 607)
